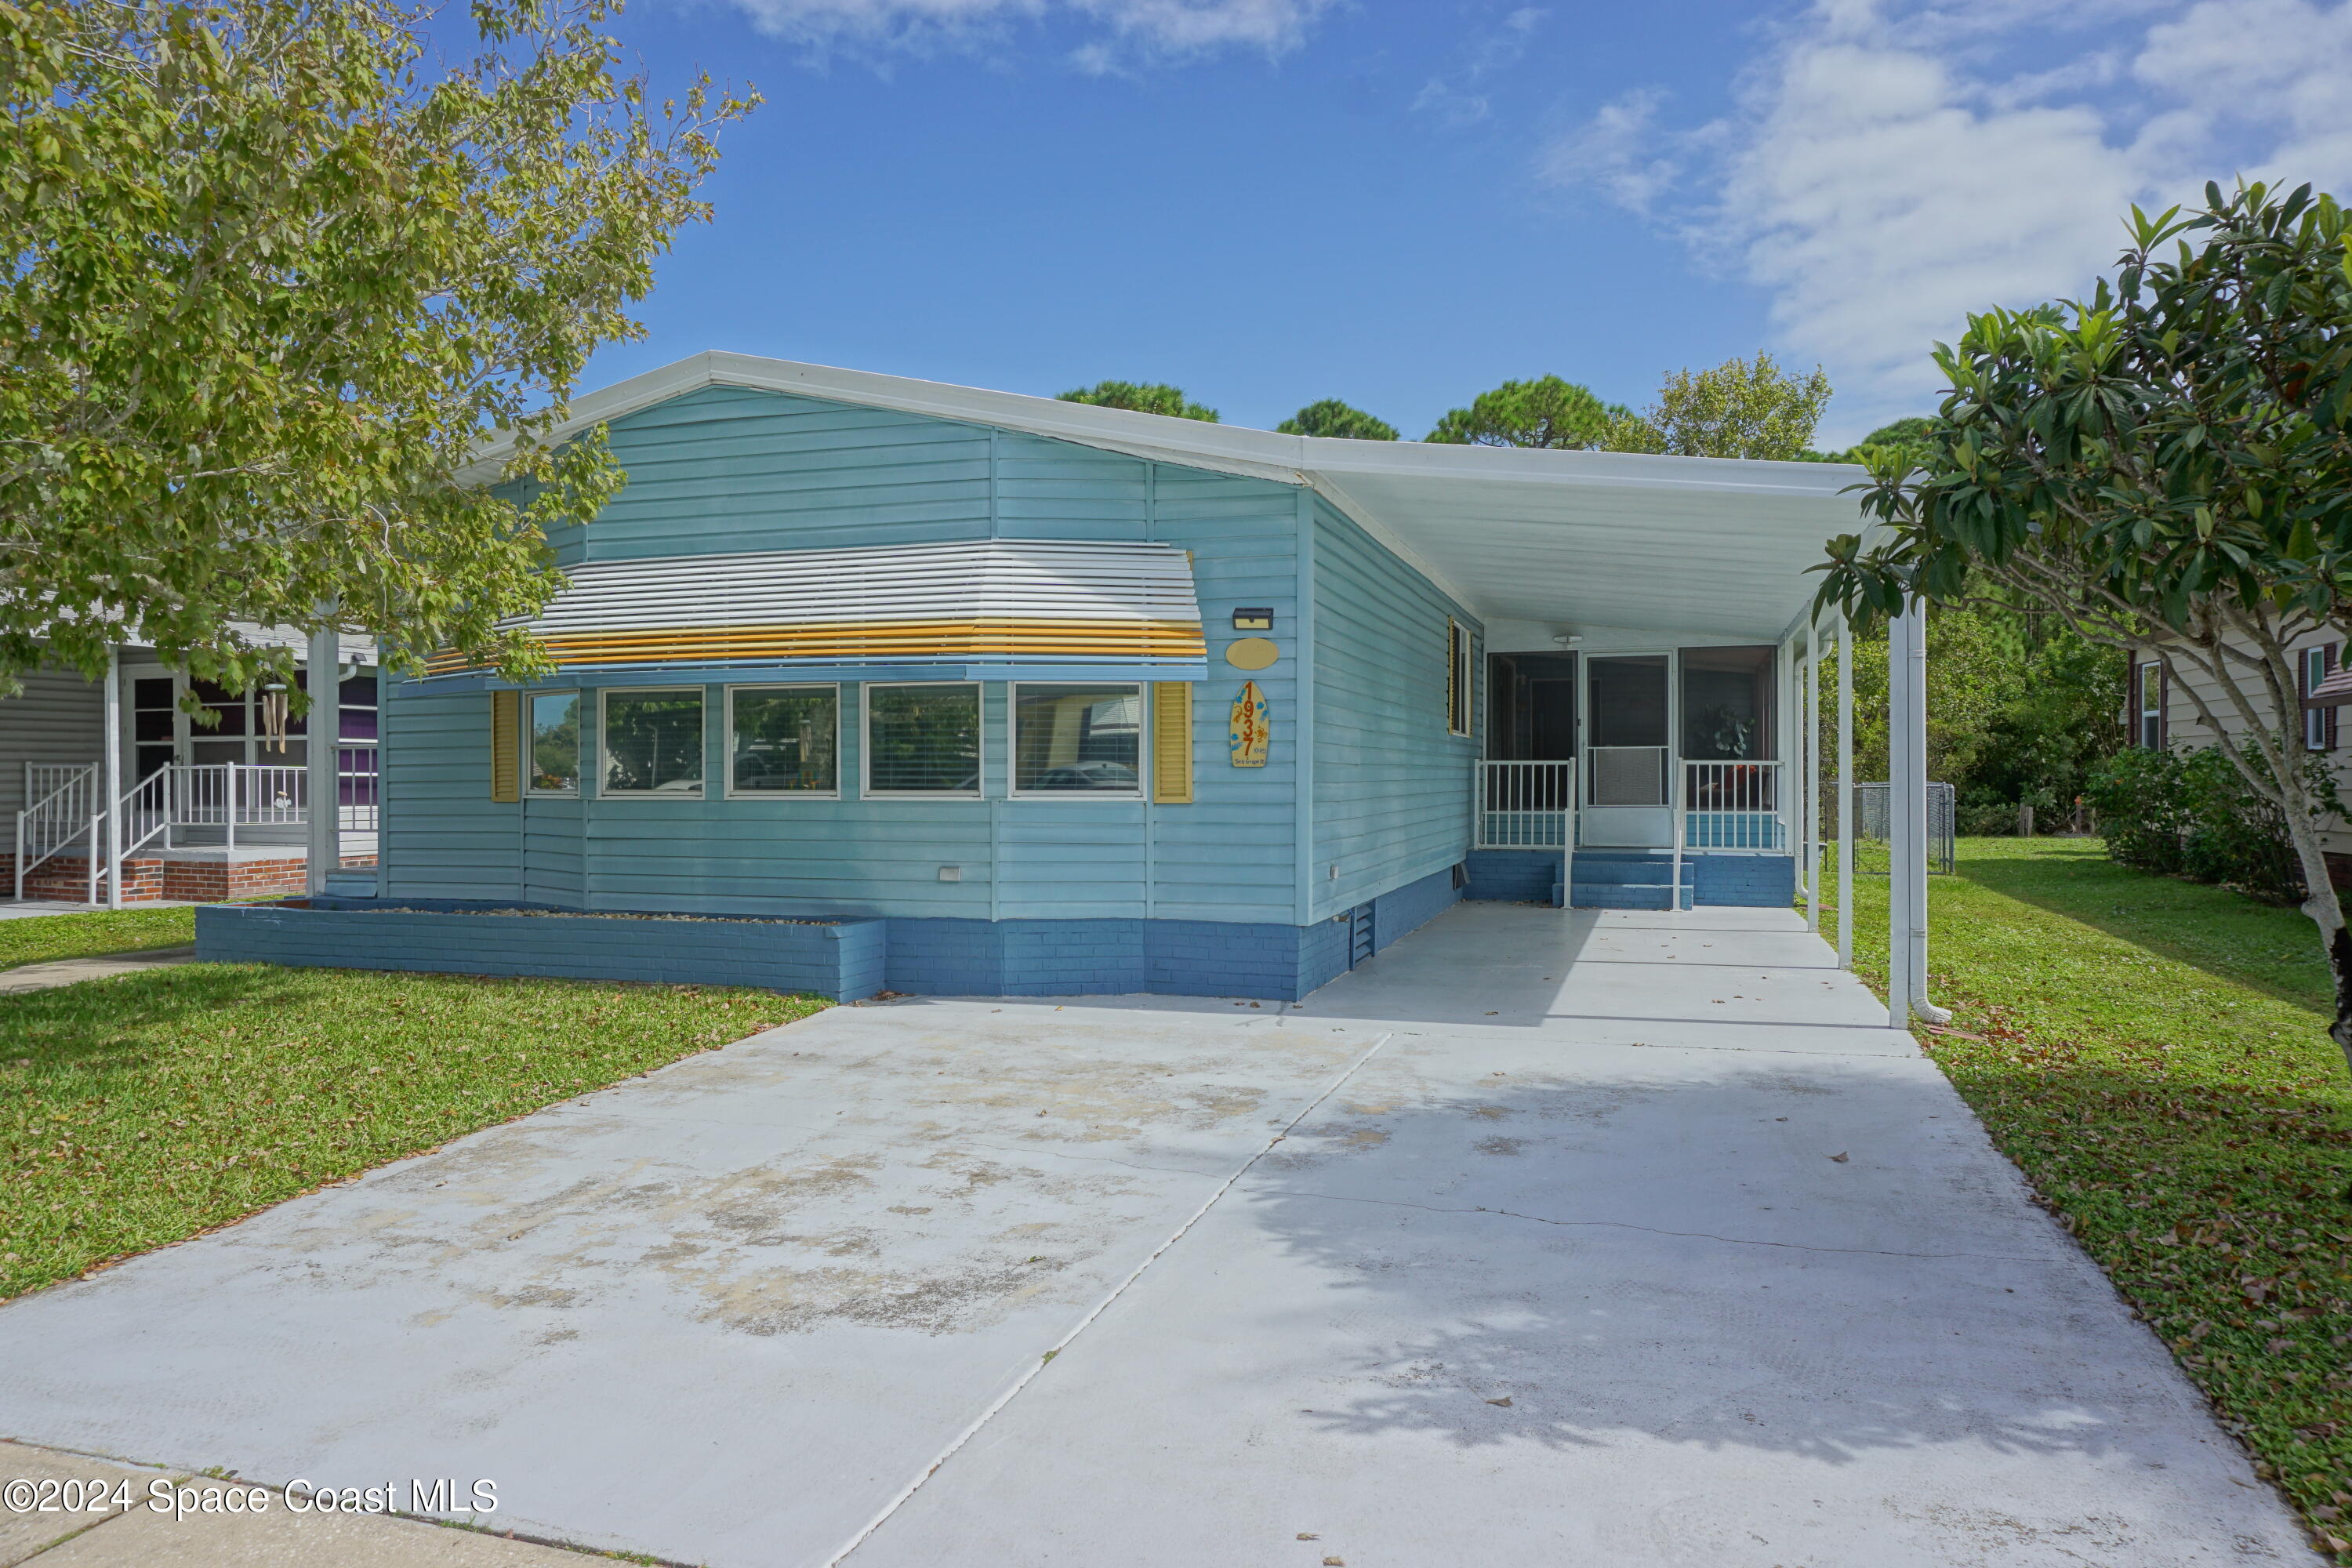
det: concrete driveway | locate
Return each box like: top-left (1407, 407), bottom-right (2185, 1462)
top-left (0, 904), bottom-right (2317, 1566)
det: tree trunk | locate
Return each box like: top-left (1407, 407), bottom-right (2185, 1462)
top-left (2280, 793), bottom-right (2352, 1074)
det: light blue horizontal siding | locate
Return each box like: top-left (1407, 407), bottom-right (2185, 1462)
top-left (1309, 496), bottom-right (1479, 921)
top-left (391, 389), bottom-right (1307, 925)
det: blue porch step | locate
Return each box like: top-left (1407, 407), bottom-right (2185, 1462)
top-left (1562, 851), bottom-right (1693, 912)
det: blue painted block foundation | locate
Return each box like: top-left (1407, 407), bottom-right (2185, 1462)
top-left (1463, 850), bottom-right (1795, 910)
top-left (194, 866), bottom-right (1466, 1004)
top-left (197, 899), bottom-right (889, 1001)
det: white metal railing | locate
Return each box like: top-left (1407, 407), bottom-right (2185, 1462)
top-left (13, 754), bottom-right (379, 901)
top-left (1685, 760), bottom-right (1786, 851)
top-left (14, 764), bottom-right (99, 901)
top-left (1475, 760), bottom-right (1577, 848)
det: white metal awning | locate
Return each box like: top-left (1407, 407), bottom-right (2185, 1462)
top-left (475, 352), bottom-right (1878, 645)
top-left (425, 538), bottom-right (1204, 677)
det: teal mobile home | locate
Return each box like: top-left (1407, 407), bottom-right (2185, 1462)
top-left (201, 354), bottom-right (1871, 1000)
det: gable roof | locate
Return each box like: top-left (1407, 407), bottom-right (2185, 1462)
top-left (493, 351), bottom-right (1873, 642)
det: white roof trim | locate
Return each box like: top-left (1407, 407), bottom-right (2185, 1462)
top-left (470, 351), bottom-right (1874, 630)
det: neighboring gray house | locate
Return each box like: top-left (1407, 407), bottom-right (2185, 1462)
top-left (2, 630), bottom-right (379, 903)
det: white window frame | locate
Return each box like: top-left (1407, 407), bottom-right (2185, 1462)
top-left (724, 683), bottom-right (842, 800)
top-left (2136, 661), bottom-right (2163, 750)
top-left (2305, 647), bottom-right (2332, 752)
top-left (1007, 681), bottom-right (1147, 801)
top-left (525, 688), bottom-right (583, 796)
top-left (860, 681), bottom-right (985, 800)
top-left (1446, 619), bottom-right (1475, 738)
top-left (597, 685), bottom-right (707, 800)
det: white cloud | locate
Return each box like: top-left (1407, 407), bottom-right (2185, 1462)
top-left (1413, 8), bottom-right (1548, 130)
top-left (728, 0), bottom-right (1333, 65)
top-left (1543, 0), bottom-right (2352, 442)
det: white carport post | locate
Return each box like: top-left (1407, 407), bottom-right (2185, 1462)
top-left (1886, 601), bottom-right (1949, 1026)
top-left (102, 644), bottom-right (122, 910)
top-left (306, 617), bottom-right (339, 898)
top-left (1803, 622), bottom-right (1820, 934)
top-left (1835, 613), bottom-right (1853, 971)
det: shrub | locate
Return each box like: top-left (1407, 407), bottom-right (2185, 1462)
top-left (2085, 746), bottom-right (2321, 903)
top-left (2083, 748), bottom-right (2190, 876)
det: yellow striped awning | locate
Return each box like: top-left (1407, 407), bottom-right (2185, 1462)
top-left (426, 539), bottom-right (1206, 677)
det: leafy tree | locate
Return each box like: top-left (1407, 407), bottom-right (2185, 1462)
top-left (1816, 182), bottom-right (2352, 1067)
top-left (1056, 381), bottom-right (1219, 422)
top-left (1277, 399), bottom-right (1397, 441)
top-left (0, 0), bottom-right (757, 699)
top-left (1424, 376), bottom-right (1625, 448)
top-left (1604, 351), bottom-right (1832, 459)
top-left (1799, 416), bottom-right (1939, 466)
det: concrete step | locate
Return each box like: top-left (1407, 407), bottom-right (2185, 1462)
top-left (1571, 884), bottom-right (1694, 911)
top-left (1571, 859), bottom-right (1694, 887)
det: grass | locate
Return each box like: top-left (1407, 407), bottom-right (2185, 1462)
top-left (1835, 837), bottom-right (2352, 1557)
top-left (0, 905), bottom-right (198, 971)
top-left (0, 963), bottom-right (826, 1301)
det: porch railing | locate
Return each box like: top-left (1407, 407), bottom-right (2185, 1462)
top-left (1685, 760), bottom-right (1786, 851)
top-left (12, 754), bottom-right (379, 902)
top-left (13, 764), bottom-right (100, 901)
top-left (1475, 760), bottom-right (1577, 848)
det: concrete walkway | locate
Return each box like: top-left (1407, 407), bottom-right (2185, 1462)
top-left (0, 903), bottom-right (2318, 1566)
top-left (0, 948), bottom-right (196, 995)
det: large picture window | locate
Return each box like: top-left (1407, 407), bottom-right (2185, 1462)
top-left (729, 686), bottom-right (839, 795)
top-left (601, 688), bottom-right (705, 797)
top-left (865, 684), bottom-right (981, 796)
top-left (528, 691), bottom-right (581, 794)
top-left (1013, 684), bottom-right (1142, 794)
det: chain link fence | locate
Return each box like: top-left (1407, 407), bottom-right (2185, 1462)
top-left (1833, 782), bottom-right (1957, 875)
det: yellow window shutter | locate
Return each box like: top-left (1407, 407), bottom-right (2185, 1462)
top-left (1152, 682), bottom-right (1194, 804)
top-left (490, 691), bottom-right (521, 802)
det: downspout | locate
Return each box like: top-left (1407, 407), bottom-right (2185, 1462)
top-left (1294, 488), bottom-right (1317, 929)
top-left (1888, 601), bottom-right (1949, 1025)
top-left (1805, 622), bottom-right (1820, 935)
top-left (1836, 613), bottom-right (1853, 970)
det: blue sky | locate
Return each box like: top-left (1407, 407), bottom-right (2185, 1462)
top-left (583, 0), bottom-right (2352, 446)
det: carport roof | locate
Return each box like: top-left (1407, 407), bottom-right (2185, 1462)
top-left (518, 352), bottom-right (1876, 644)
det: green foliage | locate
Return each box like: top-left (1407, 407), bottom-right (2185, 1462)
top-left (1798, 416), bottom-right (1939, 466)
top-left (1276, 399), bottom-right (1397, 441)
top-left (0, 0), bottom-right (758, 699)
top-left (1817, 604), bottom-right (2125, 827)
top-left (1056, 381), bottom-right (1219, 422)
top-left (2083, 747), bottom-right (2195, 875)
top-left (2087, 746), bottom-right (2326, 903)
top-left (1424, 376), bottom-right (1625, 448)
top-left (1824, 183), bottom-right (2352, 633)
top-left (1603, 351), bottom-right (1832, 459)
top-left (1840, 838), bottom-right (2352, 1559)
top-left (0, 964), bottom-right (824, 1301)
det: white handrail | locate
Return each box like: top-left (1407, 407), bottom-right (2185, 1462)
top-left (1684, 759), bottom-right (1786, 851)
top-left (13, 764), bottom-right (97, 901)
top-left (13, 756), bottom-right (379, 902)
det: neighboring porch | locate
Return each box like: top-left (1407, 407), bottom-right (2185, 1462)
top-left (2, 635), bottom-right (382, 904)
top-left (10, 760), bottom-right (381, 903)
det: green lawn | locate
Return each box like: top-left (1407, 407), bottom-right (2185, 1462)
top-left (2, 964), bottom-right (825, 1301)
top-left (0, 905), bottom-right (198, 971)
top-left (1837, 837), bottom-right (2352, 1557)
